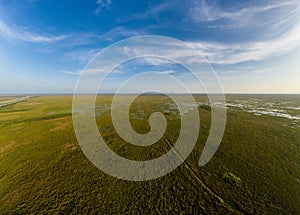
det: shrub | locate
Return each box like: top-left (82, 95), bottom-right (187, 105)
top-left (200, 105), bottom-right (211, 111)
top-left (222, 172), bottom-right (241, 186)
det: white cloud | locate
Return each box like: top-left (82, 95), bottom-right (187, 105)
top-left (64, 0), bottom-right (300, 72)
top-left (117, 2), bottom-right (171, 23)
top-left (63, 48), bottom-right (102, 64)
top-left (61, 70), bottom-right (81, 76)
top-left (190, 0), bottom-right (300, 31)
top-left (101, 26), bottom-right (145, 41)
top-left (62, 68), bottom-right (107, 76)
top-left (188, 22), bottom-right (300, 64)
top-left (0, 19), bottom-right (67, 43)
top-left (156, 70), bottom-right (175, 74)
top-left (144, 57), bottom-right (173, 66)
top-left (119, 23), bottom-right (300, 65)
top-left (64, 18), bottom-right (300, 69)
top-left (95, 0), bottom-right (112, 15)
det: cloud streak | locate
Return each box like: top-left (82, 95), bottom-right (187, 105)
top-left (61, 70), bottom-right (81, 76)
top-left (62, 68), bottom-right (108, 76)
top-left (63, 48), bottom-right (102, 64)
top-left (65, 19), bottom-right (300, 68)
top-left (190, 0), bottom-right (300, 31)
top-left (101, 26), bottom-right (146, 41)
top-left (117, 2), bottom-right (171, 23)
top-left (0, 19), bottom-right (67, 43)
top-left (188, 22), bottom-right (300, 64)
top-left (113, 0), bottom-right (300, 65)
top-left (52, 0), bottom-right (300, 74)
top-left (117, 22), bottom-right (300, 66)
top-left (95, 0), bottom-right (112, 15)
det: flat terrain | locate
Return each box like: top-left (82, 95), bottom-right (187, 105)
top-left (0, 95), bottom-right (299, 214)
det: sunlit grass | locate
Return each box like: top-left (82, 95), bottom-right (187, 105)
top-left (0, 95), bottom-right (299, 214)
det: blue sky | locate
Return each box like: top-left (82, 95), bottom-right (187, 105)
top-left (0, 0), bottom-right (300, 94)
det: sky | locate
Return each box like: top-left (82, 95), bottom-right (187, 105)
top-left (0, 0), bottom-right (300, 94)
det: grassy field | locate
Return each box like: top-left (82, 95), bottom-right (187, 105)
top-left (0, 95), bottom-right (299, 214)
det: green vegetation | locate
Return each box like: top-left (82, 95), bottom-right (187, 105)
top-left (0, 95), bottom-right (299, 214)
top-left (222, 172), bottom-right (241, 186)
top-left (200, 104), bottom-right (211, 111)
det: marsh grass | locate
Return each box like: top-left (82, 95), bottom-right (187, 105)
top-left (0, 95), bottom-right (299, 214)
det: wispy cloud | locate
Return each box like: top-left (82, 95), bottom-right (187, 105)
top-left (61, 68), bottom-right (107, 76)
top-left (95, 0), bottom-right (112, 15)
top-left (114, 0), bottom-right (300, 65)
top-left (52, 0), bottom-right (300, 73)
top-left (190, 0), bottom-right (300, 31)
top-left (61, 70), bottom-right (81, 76)
top-left (117, 21), bottom-right (300, 66)
top-left (0, 19), bottom-right (67, 43)
top-left (63, 48), bottom-right (102, 64)
top-left (143, 57), bottom-right (173, 66)
top-left (169, 24), bottom-right (300, 65)
top-left (156, 70), bottom-right (175, 75)
top-left (117, 2), bottom-right (171, 23)
top-left (188, 22), bottom-right (300, 64)
top-left (101, 26), bottom-right (145, 41)
top-left (98, 0), bottom-right (300, 65)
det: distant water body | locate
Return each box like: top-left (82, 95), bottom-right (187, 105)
top-left (225, 94), bottom-right (300, 122)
